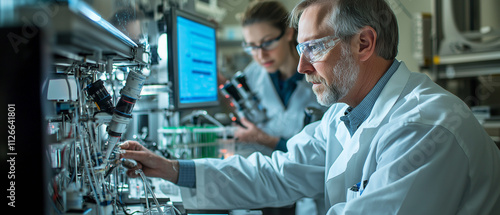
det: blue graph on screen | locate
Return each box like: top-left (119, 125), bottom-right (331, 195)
top-left (176, 16), bottom-right (217, 104)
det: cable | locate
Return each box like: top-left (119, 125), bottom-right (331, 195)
top-left (116, 176), bottom-right (133, 215)
top-left (63, 63), bottom-right (77, 101)
top-left (49, 195), bottom-right (64, 215)
top-left (172, 205), bottom-right (182, 215)
top-left (65, 75), bottom-right (73, 102)
top-left (81, 139), bottom-right (103, 215)
top-left (66, 143), bottom-right (77, 188)
top-left (136, 169), bottom-right (163, 214)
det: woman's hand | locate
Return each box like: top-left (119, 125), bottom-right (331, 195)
top-left (233, 117), bottom-right (279, 149)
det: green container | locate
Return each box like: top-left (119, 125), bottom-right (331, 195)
top-left (161, 126), bottom-right (220, 158)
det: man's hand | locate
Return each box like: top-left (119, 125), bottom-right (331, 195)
top-left (119, 141), bottom-right (179, 183)
top-left (234, 117), bottom-right (279, 149)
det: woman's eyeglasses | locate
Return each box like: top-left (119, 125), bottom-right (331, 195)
top-left (242, 30), bottom-right (285, 55)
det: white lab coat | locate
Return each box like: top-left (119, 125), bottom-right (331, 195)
top-left (235, 61), bottom-right (326, 157)
top-left (180, 61), bottom-right (500, 214)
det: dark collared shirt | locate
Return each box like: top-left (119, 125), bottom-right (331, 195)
top-left (269, 70), bottom-right (304, 152)
top-left (269, 71), bottom-right (304, 108)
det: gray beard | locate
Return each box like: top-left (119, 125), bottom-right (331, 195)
top-left (317, 46), bottom-right (359, 106)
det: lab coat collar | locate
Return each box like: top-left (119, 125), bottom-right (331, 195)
top-left (332, 60), bottom-right (410, 146)
top-left (362, 60), bottom-right (410, 128)
top-left (335, 61), bottom-right (410, 148)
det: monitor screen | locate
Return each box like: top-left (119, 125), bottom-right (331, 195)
top-left (167, 8), bottom-right (219, 110)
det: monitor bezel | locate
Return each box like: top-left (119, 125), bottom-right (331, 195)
top-left (167, 7), bottom-right (219, 110)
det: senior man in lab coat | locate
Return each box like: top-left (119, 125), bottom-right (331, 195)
top-left (121, 0), bottom-right (500, 214)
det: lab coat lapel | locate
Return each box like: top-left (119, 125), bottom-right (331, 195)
top-left (325, 61), bottom-right (412, 206)
top-left (326, 120), bottom-right (363, 205)
top-left (363, 61), bottom-right (411, 128)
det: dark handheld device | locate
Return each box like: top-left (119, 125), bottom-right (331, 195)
top-left (220, 71), bottom-right (267, 124)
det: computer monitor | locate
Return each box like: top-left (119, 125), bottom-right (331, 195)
top-left (167, 7), bottom-right (219, 110)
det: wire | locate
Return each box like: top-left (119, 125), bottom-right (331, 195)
top-left (116, 192), bottom-right (143, 215)
top-left (136, 169), bottom-right (163, 214)
top-left (67, 126), bottom-right (73, 139)
top-left (65, 143), bottom-right (77, 188)
top-left (49, 196), bottom-right (64, 215)
top-left (64, 63), bottom-right (77, 101)
top-left (116, 197), bottom-right (133, 215)
top-left (172, 205), bottom-right (182, 215)
top-left (65, 75), bottom-right (73, 102)
top-left (81, 139), bottom-right (103, 214)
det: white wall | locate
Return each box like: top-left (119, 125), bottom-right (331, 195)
top-left (389, 0), bottom-right (432, 72)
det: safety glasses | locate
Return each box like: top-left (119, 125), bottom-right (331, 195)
top-left (242, 30), bottom-right (285, 55)
top-left (296, 36), bottom-right (341, 63)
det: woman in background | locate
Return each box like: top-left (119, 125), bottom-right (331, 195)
top-left (233, 0), bottom-right (325, 156)
top-left (231, 1), bottom-right (327, 214)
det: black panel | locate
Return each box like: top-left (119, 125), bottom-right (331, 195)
top-left (0, 26), bottom-right (50, 214)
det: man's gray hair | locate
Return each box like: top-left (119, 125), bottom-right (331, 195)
top-left (289, 0), bottom-right (398, 60)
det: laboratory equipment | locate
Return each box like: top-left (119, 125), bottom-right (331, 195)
top-left (1, 1), bottom-right (155, 214)
top-left (86, 80), bottom-right (114, 114)
top-left (158, 110), bottom-right (235, 159)
top-left (434, 0), bottom-right (500, 56)
top-left (103, 70), bottom-right (147, 164)
top-left (431, 0), bottom-right (500, 123)
top-left (220, 71), bottom-right (268, 124)
top-left (1, 0), bottom-right (232, 214)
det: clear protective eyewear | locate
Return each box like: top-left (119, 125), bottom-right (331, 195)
top-left (242, 30), bottom-right (285, 54)
top-left (296, 36), bottom-right (341, 63)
